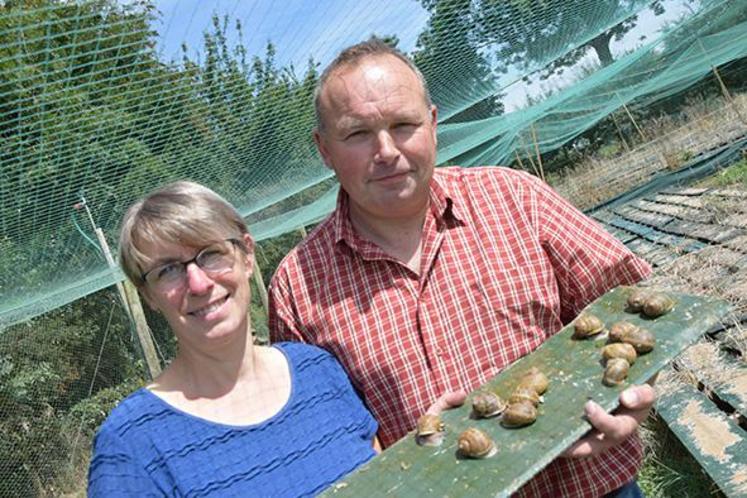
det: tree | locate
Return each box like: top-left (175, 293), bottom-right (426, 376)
top-left (475, 0), bottom-right (665, 79)
top-left (414, 0), bottom-right (504, 123)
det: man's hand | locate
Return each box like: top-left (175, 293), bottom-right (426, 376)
top-left (426, 390), bottom-right (467, 415)
top-left (562, 384), bottom-right (655, 458)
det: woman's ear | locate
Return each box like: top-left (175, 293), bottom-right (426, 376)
top-left (139, 286), bottom-right (159, 312)
top-left (242, 233), bottom-right (255, 277)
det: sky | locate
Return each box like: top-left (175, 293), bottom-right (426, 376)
top-left (150, 0), bottom-right (698, 112)
top-left (151, 0), bottom-right (430, 70)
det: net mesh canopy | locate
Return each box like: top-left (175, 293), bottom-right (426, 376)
top-left (2, 0), bottom-right (747, 495)
top-left (1, 0), bottom-right (746, 328)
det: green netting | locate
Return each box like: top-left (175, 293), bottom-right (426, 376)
top-left (2, 1), bottom-right (747, 495)
top-left (0, 1), bottom-right (745, 329)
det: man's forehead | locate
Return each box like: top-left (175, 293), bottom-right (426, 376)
top-left (321, 55), bottom-right (423, 104)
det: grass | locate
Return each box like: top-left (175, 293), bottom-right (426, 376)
top-left (638, 415), bottom-right (726, 498)
top-left (700, 157), bottom-right (747, 188)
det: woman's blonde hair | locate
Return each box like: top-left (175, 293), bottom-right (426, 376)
top-left (119, 181), bottom-right (251, 287)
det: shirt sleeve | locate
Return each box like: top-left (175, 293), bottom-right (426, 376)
top-left (268, 264), bottom-right (308, 344)
top-left (88, 426), bottom-right (160, 497)
top-left (516, 171), bottom-right (652, 323)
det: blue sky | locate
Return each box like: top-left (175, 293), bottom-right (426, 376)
top-left (151, 0), bottom-right (430, 70)
top-left (150, 0), bottom-right (697, 111)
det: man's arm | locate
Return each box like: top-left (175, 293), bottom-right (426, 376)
top-left (267, 266), bottom-right (307, 344)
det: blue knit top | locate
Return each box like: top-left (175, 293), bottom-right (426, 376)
top-left (88, 342), bottom-right (377, 497)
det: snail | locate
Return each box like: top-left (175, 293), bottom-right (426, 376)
top-left (608, 321), bottom-right (639, 343)
top-left (602, 343), bottom-right (637, 365)
top-left (573, 313), bottom-right (605, 339)
top-left (472, 391), bottom-right (506, 418)
top-left (501, 401), bottom-right (538, 428)
top-left (517, 367), bottom-right (549, 395)
top-left (509, 386), bottom-right (541, 407)
top-left (626, 289), bottom-right (651, 313)
top-left (621, 326), bottom-right (655, 354)
top-left (603, 358), bottom-right (630, 386)
top-left (457, 427), bottom-right (497, 459)
top-left (415, 414), bottom-right (444, 446)
top-left (642, 293), bottom-right (675, 318)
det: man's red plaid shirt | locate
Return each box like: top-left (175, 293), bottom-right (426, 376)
top-left (269, 166), bottom-right (652, 497)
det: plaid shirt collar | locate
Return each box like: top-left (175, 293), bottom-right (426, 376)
top-left (331, 173), bottom-right (465, 254)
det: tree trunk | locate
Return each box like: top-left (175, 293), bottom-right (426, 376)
top-left (589, 32), bottom-right (614, 66)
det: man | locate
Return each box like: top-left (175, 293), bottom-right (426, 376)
top-left (269, 38), bottom-right (654, 497)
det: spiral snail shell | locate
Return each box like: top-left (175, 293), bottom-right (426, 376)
top-left (457, 427), bottom-right (497, 459)
top-left (573, 313), bottom-right (605, 339)
top-left (472, 391), bottom-right (506, 418)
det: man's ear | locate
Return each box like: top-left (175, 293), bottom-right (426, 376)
top-left (313, 128), bottom-right (333, 170)
top-left (430, 105), bottom-right (438, 145)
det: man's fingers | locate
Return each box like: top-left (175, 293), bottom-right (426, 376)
top-left (426, 390), bottom-right (467, 415)
top-left (584, 400), bottom-right (637, 443)
top-left (561, 430), bottom-right (605, 458)
top-left (620, 384), bottom-right (655, 412)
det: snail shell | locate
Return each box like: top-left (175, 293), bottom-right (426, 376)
top-left (472, 391), bottom-right (506, 418)
top-left (509, 386), bottom-right (541, 407)
top-left (517, 367), bottom-right (549, 395)
top-left (603, 358), bottom-right (630, 386)
top-left (501, 401), bottom-right (538, 427)
top-left (621, 327), bottom-right (655, 354)
top-left (642, 293), bottom-right (675, 318)
top-left (608, 321), bottom-right (639, 343)
top-left (457, 427), bottom-right (496, 458)
top-left (573, 313), bottom-right (605, 339)
top-left (602, 343), bottom-right (637, 365)
top-left (415, 414), bottom-right (444, 437)
top-left (627, 289), bottom-right (651, 313)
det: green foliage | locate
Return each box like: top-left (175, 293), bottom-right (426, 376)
top-left (0, 288), bottom-right (142, 496)
top-left (711, 158), bottom-right (747, 187)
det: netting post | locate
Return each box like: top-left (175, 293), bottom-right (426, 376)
top-left (514, 150), bottom-right (527, 171)
top-left (94, 228), bottom-right (161, 379)
top-left (252, 255), bottom-right (269, 314)
top-left (610, 112), bottom-right (631, 152)
top-left (530, 124), bottom-right (546, 182)
top-left (519, 133), bottom-right (540, 178)
top-left (698, 39), bottom-right (747, 126)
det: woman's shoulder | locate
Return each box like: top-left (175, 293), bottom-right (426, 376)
top-left (272, 341), bottom-right (335, 361)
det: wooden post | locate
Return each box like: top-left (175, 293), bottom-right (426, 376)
top-left (518, 133), bottom-right (540, 178)
top-left (94, 228), bottom-right (161, 379)
top-left (252, 255), bottom-right (269, 315)
top-left (698, 39), bottom-right (747, 126)
top-left (298, 226), bottom-right (308, 238)
top-left (530, 124), bottom-right (545, 182)
top-left (514, 150), bottom-right (527, 171)
top-left (610, 112), bottom-right (631, 152)
top-left (618, 97), bottom-right (647, 142)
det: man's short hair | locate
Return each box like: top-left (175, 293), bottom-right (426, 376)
top-left (314, 36), bottom-right (432, 131)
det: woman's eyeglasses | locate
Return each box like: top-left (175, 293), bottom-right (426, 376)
top-left (141, 239), bottom-right (242, 292)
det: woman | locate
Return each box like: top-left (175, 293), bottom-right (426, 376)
top-left (88, 181), bottom-right (379, 497)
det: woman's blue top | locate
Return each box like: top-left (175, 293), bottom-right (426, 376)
top-left (88, 342), bottom-right (377, 497)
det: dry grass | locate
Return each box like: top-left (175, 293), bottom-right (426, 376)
top-left (551, 93), bottom-right (747, 210)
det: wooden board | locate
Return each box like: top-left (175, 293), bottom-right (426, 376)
top-left (657, 382), bottom-right (747, 497)
top-left (321, 286), bottom-right (731, 498)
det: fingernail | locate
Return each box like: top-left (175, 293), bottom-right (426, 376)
top-left (622, 390), bottom-right (639, 405)
top-left (585, 400), bottom-right (598, 416)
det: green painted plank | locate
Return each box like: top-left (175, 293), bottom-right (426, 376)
top-left (657, 383), bottom-right (747, 498)
top-left (322, 287), bottom-right (731, 498)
